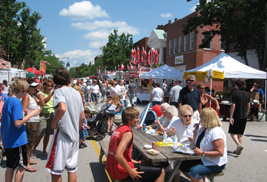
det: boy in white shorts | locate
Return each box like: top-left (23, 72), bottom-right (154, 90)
top-left (46, 68), bottom-right (85, 182)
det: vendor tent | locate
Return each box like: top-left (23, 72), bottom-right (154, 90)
top-left (186, 52), bottom-right (266, 79)
top-left (25, 67), bottom-right (40, 75)
top-left (140, 64), bottom-right (183, 80)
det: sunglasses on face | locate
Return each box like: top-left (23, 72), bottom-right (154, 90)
top-left (187, 80), bottom-right (195, 82)
top-left (200, 88), bottom-right (205, 89)
top-left (46, 85), bottom-right (53, 87)
top-left (182, 115), bottom-right (192, 118)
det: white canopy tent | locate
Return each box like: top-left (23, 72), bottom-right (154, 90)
top-left (187, 52), bottom-right (266, 79)
top-left (185, 52), bottom-right (267, 110)
top-left (140, 64), bottom-right (183, 80)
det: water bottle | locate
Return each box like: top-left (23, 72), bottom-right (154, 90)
top-left (173, 135), bottom-right (178, 149)
top-left (163, 132), bottom-right (168, 146)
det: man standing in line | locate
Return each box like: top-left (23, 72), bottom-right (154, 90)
top-left (128, 79), bottom-right (137, 107)
top-left (229, 78), bottom-right (250, 155)
top-left (46, 68), bottom-right (85, 182)
top-left (178, 75), bottom-right (201, 122)
top-left (168, 81), bottom-right (182, 108)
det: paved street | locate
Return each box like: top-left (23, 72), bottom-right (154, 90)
top-left (1, 103), bottom-right (267, 182)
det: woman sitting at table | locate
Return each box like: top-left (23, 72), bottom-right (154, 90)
top-left (159, 105), bottom-right (179, 128)
top-left (180, 107), bottom-right (228, 182)
top-left (166, 104), bottom-right (198, 148)
top-left (197, 83), bottom-right (220, 111)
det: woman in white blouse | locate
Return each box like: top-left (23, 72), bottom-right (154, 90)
top-left (89, 80), bottom-right (101, 105)
top-left (166, 104), bottom-right (198, 148)
top-left (180, 107), bottom-right (227, 182)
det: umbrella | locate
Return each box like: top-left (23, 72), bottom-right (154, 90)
top-left (25, 67), bottom-right (40, 75)
top-left (89, 76), bottom-right (99, 79)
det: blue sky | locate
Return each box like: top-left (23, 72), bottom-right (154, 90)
top-left (19, 0), bottom-right (199, 68)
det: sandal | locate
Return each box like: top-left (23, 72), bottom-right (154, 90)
top-left (30, 154), bottom-right (37, 159)
top-left (30, 161), bottom-right (37, 165)
top-left (25, 167), bottom-right (37, 172)
top-left (236, 146), bottom-right (244, 155)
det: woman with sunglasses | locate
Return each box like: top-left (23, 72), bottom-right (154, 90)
top-left (32, 80), bottom-right (54, 158)
top-left (166, 104), bottom-right (198, 148)
top-left (22, 78), bottom-right (45, 172)
top-left (197, 83), bottom-right (220, 111)
top-left (180, 107), bottom-right (227, 182)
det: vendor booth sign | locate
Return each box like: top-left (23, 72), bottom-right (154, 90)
top-left (183, 71), bottom-right (207, 80)
top-left (0, 59), bottom-right (11, 70)
top-left (207, 70), bottom-right (224, 80)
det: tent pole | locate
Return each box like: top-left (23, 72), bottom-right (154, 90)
top-left (209, 77), bottom-right (212, 107)
top-left (265, 79), bottom-right (266, 112)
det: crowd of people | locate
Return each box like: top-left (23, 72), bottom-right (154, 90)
top-left (0, 70), bottom-right (264, 182)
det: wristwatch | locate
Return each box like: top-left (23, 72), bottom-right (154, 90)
top-left (202, 151), bottom-right (205, 156)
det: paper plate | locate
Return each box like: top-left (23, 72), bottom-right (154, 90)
top-left (147, 149), bottom-right (160, 155)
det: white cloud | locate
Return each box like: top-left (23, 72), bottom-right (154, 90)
top-left (160, 13), bottom-right (172, 18)
top-left (71, 20), bottom-right (128, 31)
top-left (83, 26), bottom-right (139, 48)
top-left (83, 29), bottom-right (110, 40)
top-left (189, 4), bottom-right (198, 12)
top-left (59, 1), bottom-right (109, 20)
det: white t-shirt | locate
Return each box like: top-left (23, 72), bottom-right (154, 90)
top-left (196, 126), bottom-right (228, 166)
top-left (166, 118), bottom-right (198, 146)
top-left (115, 85), bottom-right (127, 100)
top-left (110, 87), bottom-right (116, 97)
top-left (152, 87), bottom-right (164, 102)
top-left (169, 85), bottom-right (182, 102)
top-left (159, 115), bottom-right (171, 128)
top-left (90, 84), bottom-right (100, 94)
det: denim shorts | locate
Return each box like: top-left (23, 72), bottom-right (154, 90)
top-left (187, 162), bottom-right (225, 180)
top-left (91, 93), bottom-right (99, 102)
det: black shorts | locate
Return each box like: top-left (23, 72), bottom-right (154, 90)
top-left (5, 144), bottom-right (27, 169)
top-left (123, 163), bottom-right (162, 182)
top-left (228, 118), bottom-right (247, 135)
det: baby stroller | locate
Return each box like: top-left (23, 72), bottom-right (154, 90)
top-left (139, 103), bottom-right (159, 126)
top-left (87, 104), bottom-right (110, 141)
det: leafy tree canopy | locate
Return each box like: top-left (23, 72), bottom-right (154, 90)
top-left (185, 0), bottom-right (267, 71)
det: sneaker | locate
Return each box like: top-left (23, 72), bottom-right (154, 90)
top-left (236, 146), bottom-right (244, 155)
top-left (81, 143), bottom-right (87, 147)
top-left (79, 144), bottom-right (84, 149)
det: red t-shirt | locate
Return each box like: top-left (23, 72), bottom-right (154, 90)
top-left (106, 125), bottom-right (134, 180)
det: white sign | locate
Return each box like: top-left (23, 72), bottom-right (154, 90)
top-left (175, 55), bottom-right (184, 64)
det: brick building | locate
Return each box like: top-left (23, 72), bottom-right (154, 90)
top-left (133, 11), bottom-right (224, 71)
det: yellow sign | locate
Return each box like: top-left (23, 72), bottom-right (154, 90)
top-left (183, 71), bottom-right (207, 81)
top-left (212, 70), bottom-right (224, 79)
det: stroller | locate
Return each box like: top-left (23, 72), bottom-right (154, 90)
top-left (87, 104), bottom-right (110, 141)
top-left (139, 103), bottom-right (159, 126)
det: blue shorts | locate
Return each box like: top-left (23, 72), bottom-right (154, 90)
top-left (79, 129), bottom-right (88, 140)
top-left (187, 162), bottom-right (225, 180)
top-left (91, 93), bottom-right (99, 102)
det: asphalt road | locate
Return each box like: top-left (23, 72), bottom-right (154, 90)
top-left (1, 103), bottom-right (267, 182)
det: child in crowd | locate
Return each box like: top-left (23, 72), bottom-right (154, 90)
top-left (106, 95), bottom-right (123, 134)
top-left (106, 107), bottom-right (165, 182)
top-left (79, 108), bottom-right (90, 149)
top-left (1, 78), bottom-right (41, 182)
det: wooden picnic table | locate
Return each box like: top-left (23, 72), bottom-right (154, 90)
top-left (132, 129), bottom-right (201, 182)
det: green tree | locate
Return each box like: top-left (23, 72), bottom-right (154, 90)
top-left (0, 0), bottom-right (24, 64)
top-left (185, 0), bottom-right (267, 70)
top-left (0, 0), bottom-right (45, 69)
top-left (101, 29), bottom-right (133, 71)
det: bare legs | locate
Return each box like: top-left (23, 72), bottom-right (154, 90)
top-left (230, 134), bottom-right (243, 154)
top-left (51, 172), bottom-right (77, 182)
top-left (155, 168), bottom-right (165, 182)
top-left (33, 134), bottom-right (50, 155)
top-left (5, 166), bottom-right (25, 182)
top-left (106, 117), bottom-right (114, 133)
top-left (26, 144), bottom-right (36, 171)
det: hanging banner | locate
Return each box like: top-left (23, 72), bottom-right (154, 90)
top-left (39, 60), bottom-right (51, 75)
top-left (183, 71), bottom-right (207, 80)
